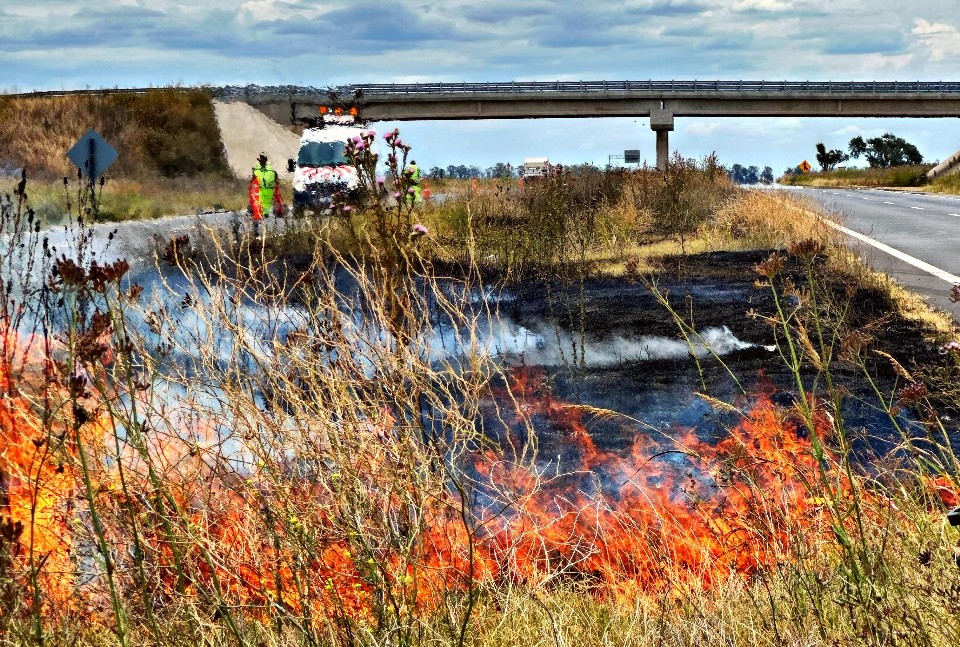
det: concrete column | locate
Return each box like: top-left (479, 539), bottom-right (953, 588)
top-left (649, 109), bottom-right (675, 171)
top-left (655, 130), bottom-right (669, 171)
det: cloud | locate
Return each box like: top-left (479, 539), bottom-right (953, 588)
top-left (732, 0), bottom-right (791, 12)
top-left (911, 18), bottom-right (960, 61)
top-left (625, 0), bottom-right (714, 17)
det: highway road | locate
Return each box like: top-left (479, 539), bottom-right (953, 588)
top-left (792, 186), bottom-right (960, 320)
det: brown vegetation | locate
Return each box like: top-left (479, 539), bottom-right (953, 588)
top-left (778, 164), bottom-right (934, 188)
top-left (0, 89), bottom-right (229, 180)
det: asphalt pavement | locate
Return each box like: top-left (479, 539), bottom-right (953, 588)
top-left (791, 186), bottom-right (960, 321)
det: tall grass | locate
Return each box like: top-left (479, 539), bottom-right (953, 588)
top-left (419, 155), bottom-right (737, 278)
top-left (929, 172), bottom-right (960, 194)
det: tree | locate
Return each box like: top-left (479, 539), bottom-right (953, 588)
top-left (728, 163), bottom-right (760, 184)
top-left (848, 133), bottom-right (923, 168)
top-left (815, 142), bottom-right (849, 171)
top-left (761, 166), bottom-right (774, 183)
top-left (487, 162), bottom-right (513, 179)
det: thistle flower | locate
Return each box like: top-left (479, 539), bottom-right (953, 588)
top-left (755, 253), bottom-right (785, 279)
top-left (788, 238), bottom-right (826, 260)
top-left (897, 382), bottom-right (929, 407)
top-left (411, 223), bottom-right (428, 237)
top-left (376, 177), bottom-right (386, 186)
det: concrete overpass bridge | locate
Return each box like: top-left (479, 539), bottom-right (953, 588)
top-left (236, 80), bottom-right (960, 170)
top-left (13, 81), bottom-right (960, 170)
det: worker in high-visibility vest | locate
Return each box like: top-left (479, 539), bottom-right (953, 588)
top-left (253, 153), bottom-right (278, 216)
top-left (408, 160), bottom-right (422, 204)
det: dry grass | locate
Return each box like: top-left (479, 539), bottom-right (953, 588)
top-left (0, 89), bottom-right (245, 222)
top-left (704, 190), bottom-right (837, 251)
top-left (779, 165), bottom-right (934, 188)
top-left (928, 172), bottom-right (960, 195)
top-left (21, 175), bottom-right (252, 223)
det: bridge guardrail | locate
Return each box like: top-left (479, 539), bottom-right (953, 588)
top-left (351, 80), bottom-right (960, 95)
top-left (8, 81), bottom-right (960, 101)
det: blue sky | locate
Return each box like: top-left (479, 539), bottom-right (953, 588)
top-left (4, 0), bottom-right (960, 173)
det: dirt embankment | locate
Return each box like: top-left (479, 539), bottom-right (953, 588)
top-left (211, 100), bottom-right (300, 181)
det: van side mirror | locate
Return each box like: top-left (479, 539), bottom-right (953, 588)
top-left (287, 158), bottom-right (295, 173)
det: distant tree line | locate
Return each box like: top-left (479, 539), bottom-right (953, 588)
top-left (815, 133), bottom-right (923, 171)
top-left (428, 162), bottom-right (607, 179)
top-left (427, 163), bottom-right (518, 179)
top-left (728, 164), bottom-right (774, 185)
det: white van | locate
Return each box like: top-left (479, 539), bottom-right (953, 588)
top-left (288, 119), bottom-right (374, 214)
top-left (521, 157), bottom-right (550, 179)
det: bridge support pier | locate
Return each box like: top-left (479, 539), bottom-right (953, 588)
top-left (650, 109), bottom-right (675, 171)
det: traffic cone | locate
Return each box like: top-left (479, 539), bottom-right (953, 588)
top-left (422, 179), bottom-right (431, 201)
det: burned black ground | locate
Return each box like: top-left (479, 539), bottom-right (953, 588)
top-left (494, 249), bottom-right (959, 462)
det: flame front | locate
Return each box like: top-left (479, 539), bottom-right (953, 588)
top-left (0, 355), bottom-right (944, 628)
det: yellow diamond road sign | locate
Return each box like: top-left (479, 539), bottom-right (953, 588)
top-left (799, 160), bottom-right (812, 173)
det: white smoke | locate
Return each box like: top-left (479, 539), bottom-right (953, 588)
top-left (432, 318), bottom-right (762, 368)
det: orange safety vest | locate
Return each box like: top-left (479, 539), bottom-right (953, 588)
top-left (248, 176), bottom-right (263, 221)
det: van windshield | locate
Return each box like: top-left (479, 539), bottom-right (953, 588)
top-left (298, 141), bottom-right (348, 167)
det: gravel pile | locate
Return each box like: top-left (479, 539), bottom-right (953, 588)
top-left (212, 84), bottom-right (356, 103)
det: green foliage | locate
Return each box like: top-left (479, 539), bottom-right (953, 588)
top-left (848, 133), bottom-right (923, 168)
top-left (815, 142), bottom-right (849, 171)
top-left (647, 153), bottom-right (733, 250)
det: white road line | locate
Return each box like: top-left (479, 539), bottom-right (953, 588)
top-left (822, 219), bottom-right (960, 285)
top-left (883, 201), bottom-right (895, 205)
top-left (910, 206), bottom-right (924, 210)
top-left (950, 214), bottom-right (960, 218)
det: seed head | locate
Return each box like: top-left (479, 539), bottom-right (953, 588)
top-left (755, 252), bottom-right (785, 279)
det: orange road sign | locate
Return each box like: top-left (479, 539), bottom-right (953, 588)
top-left (799, 160), bottom-right (812, 173)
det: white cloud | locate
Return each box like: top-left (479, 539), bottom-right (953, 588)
top-left (911, 18), bottom-right (960, 61)
top-left (732, 0), bottom-right (791, 11)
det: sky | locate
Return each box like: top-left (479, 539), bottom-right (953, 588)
top-left (3, 0), bottom-right (960, 173)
